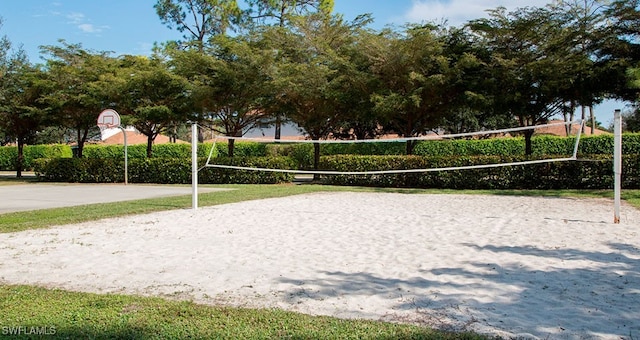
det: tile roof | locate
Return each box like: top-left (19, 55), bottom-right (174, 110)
top-left (101, 130), bottom-right (187, 145)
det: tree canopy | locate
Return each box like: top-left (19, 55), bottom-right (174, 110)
top-left (39, 41), bottom-right (116, 157)
top-left (115, 55), bottom-right (195, 157)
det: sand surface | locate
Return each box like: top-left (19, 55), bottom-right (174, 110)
top-left (1, 192), bottom-right (639, 339)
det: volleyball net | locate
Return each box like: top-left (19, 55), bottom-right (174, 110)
top-left (189, 116), bottom-right (624, 224)
top-left (201, 119), bottom-right (586, 175)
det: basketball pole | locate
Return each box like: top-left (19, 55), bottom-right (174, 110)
top-left (120, 126), bottom-right (128, 185)
top-left (192, 123), bottom-right (198, 210)
top-left (97, 109), bottom-right (127, 185)
top-left (613, 109), bottom-right (622, 224)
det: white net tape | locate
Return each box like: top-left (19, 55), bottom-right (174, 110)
top-left (203, 120), bottom-right (585, 175)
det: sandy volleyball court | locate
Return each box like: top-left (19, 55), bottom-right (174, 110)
top-left (0, 192), bottom-right (639, 339)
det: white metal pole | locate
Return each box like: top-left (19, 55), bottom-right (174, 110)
top-left (613, 109), bottom-right (622, 224)
top-left (192, 123), bottom-right (198, 210)
top-left (120, 126), bottom-right (128, 185)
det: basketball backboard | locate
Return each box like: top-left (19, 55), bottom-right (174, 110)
top-left (97, 109), bottom-right (121, 128)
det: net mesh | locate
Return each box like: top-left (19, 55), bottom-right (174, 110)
top-left (203, 120), bottom-right (585, 175)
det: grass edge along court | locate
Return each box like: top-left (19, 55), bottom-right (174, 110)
top-left (0, 183), bottom-right (638, 233)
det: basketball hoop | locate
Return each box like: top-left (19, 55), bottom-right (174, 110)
top-left (97, 109), bottom-right (121, 130)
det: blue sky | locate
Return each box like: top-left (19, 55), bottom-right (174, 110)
top-left (0, 0), bottom-right (557, 60)
top-left (0, 0), bottom-right (628, 125)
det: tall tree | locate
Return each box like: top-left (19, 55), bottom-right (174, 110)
top-left (329, 18), bottom-right (382, 140)
top-left (155, 0), bottom-right (243, 143)
top-left (368, 24), bottom-right (480, 154)
top-left (469, 7), bottom-right (579, 155)
top-left (171, 34), bottom-right (272, 157)
top-left (39, 41), bottom-right (116, 158)
top-left (242, 0), bottom-right (334, 140)
top-left (265, 13), bottom-right (370, 174)
top-left (155, 0), bottom-right (242, 50)
top-left (0, 56), bottom-right (47, 177)
top-left (620, 64), bottom-right (640, 133)
top-left (0, 17), bottom-right (11, 145)
top-left (602, 0), bottom-right (640, 102)
top-left (116, 56), bottom-right (194, 158)
top-left (547, 1), bottom-right (613, 134)
top-left (244, 0), bottom-right (333, 27)
top-left (1, 17), bottom-right (47, 176)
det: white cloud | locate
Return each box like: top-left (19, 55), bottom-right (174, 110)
top-left (404, 0), bottom-right (552, 27)
top-left (65, 11), bottom-right (109, 35)
top-left (78, 23), bottom-right (98, 33)
top-left (67, 12), bottom-right (85, 24)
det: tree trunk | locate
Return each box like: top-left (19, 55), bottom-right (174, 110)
top-left (198, 127), bottom-right (205, 143)
top-left (589, 106), bottom-right (595, 135)
top-left (524, 129), bottom-right (534, 156)
top-left (147, 135), bottom-right (153, 158)
top-left (76, 142), bottom-right (84, 159)
top-left (228, 131), bottom-right (242, 158)
top-left (581, 106), bottom-right (587, 134)
top-left (76, 128), bottom-right (89, 158)
top-left (406, 140), bottom-right (417, 155)
top-left (228, 138), bottom-right (235, 158)
top-left (565, 100), bottom-right (576, 136)
top-left (16, 138), bottom-right (24, 178)
top-left (275, 114), bottom-right (282, 140)
top-left (76, 128), bottom-right (83, 158)
top-left (313, 141), bottom-right (321, 181)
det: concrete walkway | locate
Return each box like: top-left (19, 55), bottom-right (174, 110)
top-left (0, 182), bottom-right (222, 214)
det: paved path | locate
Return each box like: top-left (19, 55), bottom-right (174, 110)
top-left (0, 183), bottom-right (222, 214)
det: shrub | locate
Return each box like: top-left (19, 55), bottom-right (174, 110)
top-left (413, 134), bottom-right (640, 157)
top-left (199, 157), bottom-right (295, 184)
top-left (83, 143), bottom-right (219, 159)
top-left (318, 154), bottom-right (639, 190)
top-left (212, 141), bottom-right (268, 157)
top-left (321, 141), bottom-right (406, 155)
top-left (0, 147), bottom-right (17, 170)
top-left (83, 144), bottom-right (148, 159)
top-left (0, 145), bottom-right (72, 171)
top-left (262, 133), bottom-right (638, 167)
top-left (34, 156), bottom-right (294, 184)
top-left (34, 158), bottom-right (123, 182)
top-left (21, 133), bottom-right (640, 189)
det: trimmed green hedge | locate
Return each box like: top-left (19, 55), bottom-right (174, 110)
top-left (9, 133), bottom-right (640, 189)
top-left (83, 144), bottom-right (148, 159)
top-left (82, 143), bottom-right (218, 159)
top-left (264, 133), bottom-right (640, 159)
top-left (33, 157), bottom-right (295, 184)
top-left (318, 154), bottom-right (640, 190)
top-left (414, 133), bottom-right (640, 157)
top-left (33, 153), bottom-right (640, 189)
top-left (0, 145), bottom-right (72, 171)
top-left (4, 133), bottom-right (639, 171)
top-left (81, 141), bottom-right (265, 159)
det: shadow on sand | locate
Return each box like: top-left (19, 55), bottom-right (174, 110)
top-left (277, 242), bottom-right (640, 338)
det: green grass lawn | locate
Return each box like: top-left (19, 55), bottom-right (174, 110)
top-left (0, 285), bottom-right (486, 339)
top-left (0, 182), bottom-right (638, 339)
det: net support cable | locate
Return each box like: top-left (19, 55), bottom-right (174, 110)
top-left (203, 120), bottom-right (585, 176)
